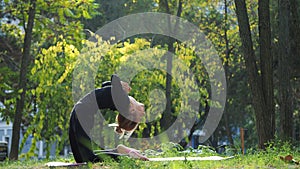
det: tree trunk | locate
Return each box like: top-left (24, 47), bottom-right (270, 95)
top-left (289, 0), bottom-right (300, 141)
top-left (278, 0), bottom-right (293, 140)
top-left (223, 0), bottom-right (234, 146)
top-left (258, 0), bottom-right (275, 140)
top-left (234, 0), bottom-right (274, 149)
top-left (9, 0), bottom-right (36, 160)
top-left (160, 0), bottom-right (182, 131)
top-left (289, 0), bottom-right (300, 76)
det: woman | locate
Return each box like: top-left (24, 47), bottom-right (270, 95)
top-left (69, 74), bottom-right (148, 163)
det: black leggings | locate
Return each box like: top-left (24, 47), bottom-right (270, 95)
top-left (69, 111), bottom-right (120, 163)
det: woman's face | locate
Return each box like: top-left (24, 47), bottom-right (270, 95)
top-left (129, 96), bottom-right (145, 122)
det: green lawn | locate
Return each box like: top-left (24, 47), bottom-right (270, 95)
top-left (0, 152), bottom-right (299, 169)
top-left (1, 142), bottom-right (299, 169)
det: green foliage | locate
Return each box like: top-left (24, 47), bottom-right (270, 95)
top-left (82, 0), bottom-right (156, 31)
top-left (184, 0), bottom-right (254, 146)
top-left (0, 66), bottom-right (18, 121)
top-left (112, 38), bottom-right (209, 141)
top-left (19, 40), bottom-right (80, 159)
top-left (1, 0), bottom-right (99, 159)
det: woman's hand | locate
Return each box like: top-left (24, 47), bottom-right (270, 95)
top-left (116, 144), bottom-right (149, 161)
top-left (128, 150), bottom-right (149, 161)
top-left (121, 81), bottom-right (131, 93)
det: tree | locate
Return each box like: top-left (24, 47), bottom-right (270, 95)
top-left (158, 0), bottom-right (183, 133)
top-left (223, 0), bottom-right (235, 146)
top-left (234, 0), bottom-right (275, 149)
top-left (182, 0), bottom-right (254, 149)
top-left (10, 0), bottom-right (36, 160)
top-left (289, 0), bottom-right (300, 141)
top-left (278, 0), bottom-right (293, 140)
top-left (289, 0), bottom-right (300, 76)
top-left (1, 0), bottom-right (98, 160)
top-left (82, 0), bottom-right (156, 32)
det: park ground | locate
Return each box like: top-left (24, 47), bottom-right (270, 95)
top-left (1, 143), bottom-right (299, 169)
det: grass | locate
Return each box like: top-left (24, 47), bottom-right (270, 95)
top-left (0, 153), bottom-right (299, 169)
top-left (1, 142), bottom-right (299, 169)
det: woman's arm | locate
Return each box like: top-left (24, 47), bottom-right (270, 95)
top-left (111, 75), bottom-right (130, 114)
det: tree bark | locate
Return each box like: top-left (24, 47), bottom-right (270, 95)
top-left (278, 0), bottom-right (293, 140)
top-left (9, 0), bottom-right (36, 160)
top-left (289, 0), bottom-right (300, 76)
top-left (258, 0), bottom-right (275, 140)
top-left (160, 0), bottom-right (182, 131)
top-left (234, 0), bottom-right (274, 149)
top-left (223, 0), bottom-right (234, 146)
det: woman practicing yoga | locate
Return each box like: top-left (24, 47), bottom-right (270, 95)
top-left (69, 74), bottom-right (148, 163)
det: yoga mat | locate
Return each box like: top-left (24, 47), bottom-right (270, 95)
top-left (45, 156), bottom-right (234, 167)
top-left (148, 156), bottom-right (234, 161)
top-left (45, 162), bottom-right (87, 167)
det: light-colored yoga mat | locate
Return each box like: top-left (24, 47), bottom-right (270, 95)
top-left (45, 161), bottom-right (87, 167)
top-left (148, 156), bottom-right (234, 161)
top-left (45, 156), bottom-right (234, 167)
